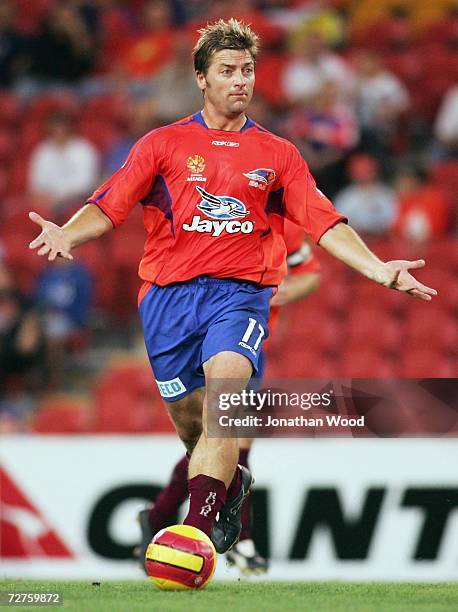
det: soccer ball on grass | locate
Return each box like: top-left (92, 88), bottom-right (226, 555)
top-left (145, 524), bottom-right (217, 590)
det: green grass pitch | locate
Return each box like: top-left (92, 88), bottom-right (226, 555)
top-left (1, 580), bottom-right (457, 611)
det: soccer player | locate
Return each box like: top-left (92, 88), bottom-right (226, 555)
top-left (137, 221), bottom-right (321, 574)
top-left (28, 19), bottom-right (436, 559)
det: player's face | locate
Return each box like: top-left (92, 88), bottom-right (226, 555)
top-left (197, 48), bottom-right (255, 117)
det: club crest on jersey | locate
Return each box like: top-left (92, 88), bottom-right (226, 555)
top-left (182, 186), bottom-right (254, 237)
top-left (186, 154), bottom-right (207, 182)
top-left (243, 168), bottom-right (276, 191)
top-left (196, 186), bottom-right (248, 220)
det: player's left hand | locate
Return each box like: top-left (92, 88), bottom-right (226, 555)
top-left (376, 259), bottom-right (437, 301)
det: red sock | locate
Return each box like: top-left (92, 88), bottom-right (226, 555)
top-left (238, 448), bottom-right (252, 540)
top-left (149, 454), bottom-right (189, 531)
top-left (183, 474), bottom-right (226, 537)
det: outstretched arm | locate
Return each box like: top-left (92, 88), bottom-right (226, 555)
top-left (319, 222), bottom-right (437, 301)
top-left (28, 204), bottom-right (113, 261)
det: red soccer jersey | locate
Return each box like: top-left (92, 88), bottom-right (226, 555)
top-left (87, 112), bottom-right (345, 288)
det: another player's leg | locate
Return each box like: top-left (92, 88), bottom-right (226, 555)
top-left (183, 351), bottom-right (254, 552)
top-left (226, 437), bottom-right (269, 574)
top-left (146, 454), bottom-right (189, 529)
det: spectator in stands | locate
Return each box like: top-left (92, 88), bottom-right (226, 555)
top-left (114, 0), bottom-right (176, 83)
top-left (151, 33), bottom-right (206, 122)
top-left (0, 0), bottom-right (31, 87)
top-left (102, 97), bottom-right (162, 178)
top-left (27, 0), bottom-right (94, 84)
top-left (392, 166), bottom-right (451, 242)
top-left (0, 261), bottom-right (43, 400)
top-left (190, 0), bottom-right (282, 48)
top-left (282, 80), bottom-right (358, 197)
top-left (381, 5), bottom-right (415, 52)
top-left (352, 5), bottom-right (416, 52)
top-left (67, 0), bottom-right (102, 38)
top-left (35, 258), bottom-right (93, 390)
top-left (420, 4), bottom-right (458, 50)
top-left (353, 50), bottom-right (409, 164)
top-left (334, 154), bottom-right (397, 235)
top-left (245, 94), bottom-right (278, 133)
top-left (282, 29), bottom-right (354, 105)
top-left (286, 3), bottom-right (346, 50)
top-left (28, 111), bottom-right (99, 217)
top-left (0, 267), bottom-right (37, 432)
top-left (434, 84), bottom-right (458, 159)
top-left (79, 0), bottom-right (137, 76)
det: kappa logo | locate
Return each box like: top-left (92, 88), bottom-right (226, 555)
top-left (243, 168), bottom-right (276, 191)
top-left (182, 187), bottom-right (254, 237)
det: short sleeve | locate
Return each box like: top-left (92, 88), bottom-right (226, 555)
top-left (86, 134), bottom-right (157, 227)
top-left (280, 143), bottom-right (347, 243)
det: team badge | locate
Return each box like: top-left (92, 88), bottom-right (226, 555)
top-left (186, 154), bottom-right (206, 182)
top-left (187, 154), bottom-right (206, 174)
top-left (243, 168), bottom-right (276, 191)
top-left (196, 186), bottom-right (248, 220)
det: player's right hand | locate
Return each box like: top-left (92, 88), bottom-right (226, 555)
top-left (28, 211), bottom-right (74, 261)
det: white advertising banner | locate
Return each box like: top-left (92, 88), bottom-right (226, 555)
top-left (1, 436), bottom-right (457, 581)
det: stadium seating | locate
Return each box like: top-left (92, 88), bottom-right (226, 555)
top-left (31, 395), bottom-right (92, 434)
top-left (28, 91), bottom-right (78, 118)
top-left (80, 94), bottom-right (129, 128)
top-left (14, 0), bottom-right (52, 33)
top-left (0, 209), bottom-right (47, 292)
top-left (335, 349), bottom-right (397, 378)
top-left (265, 349), bottom-right (337, 379)
top-left (430, 162), bottom-right (458, 210)
top-left (404, 308), bottom-right (457, 351)
top-left (310, 277), bottom-right (352, 314)
top-left (399, 349), bottom-right (455, 377)
top-left (78, 119), bottom-right (121, 153)
top-left (93, 361), bottom-right (174, 433)
top-left (0, 129), bottom-right (16, 163)
top-left (0, 92), bottom-right (21, 126)
top-left (0, 168), bottom-right (9, 201)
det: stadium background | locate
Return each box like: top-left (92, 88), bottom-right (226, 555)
top-left (0, 0), bottom-right (457, 583)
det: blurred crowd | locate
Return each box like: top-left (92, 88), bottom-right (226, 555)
top-left (0, 0), bottom-right (457, 432)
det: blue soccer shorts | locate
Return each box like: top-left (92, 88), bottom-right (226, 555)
top-left (139, 276), bottom-right (273, 402)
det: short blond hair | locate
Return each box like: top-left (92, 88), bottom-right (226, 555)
top-left (193, 18), bottom-right (260, 74)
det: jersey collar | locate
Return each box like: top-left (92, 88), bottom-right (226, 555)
top-left (193, 111), bottom-right (254, 133)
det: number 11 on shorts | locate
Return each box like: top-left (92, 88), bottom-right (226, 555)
top-left (241, 317), bottom-right (265, 351)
